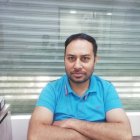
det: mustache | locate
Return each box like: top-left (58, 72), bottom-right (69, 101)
top-left (71, 70), bottom-right (85, 74)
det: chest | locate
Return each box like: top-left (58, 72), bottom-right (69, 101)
top-left (54, 93), bottom-right (106, 122)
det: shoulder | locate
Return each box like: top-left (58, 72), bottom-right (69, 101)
top-left (36, 75), bottom-right (67, 111)
top-left (42, 75), bottom-right (66, 92)
top-left (47, 75), bottom-right (66, 87)
top-left (92, 75), bottom-right (113, 88)
top-left (91, 75), bottom-right (117, 96)
top-left (93, 76), bottom-right (122, 111)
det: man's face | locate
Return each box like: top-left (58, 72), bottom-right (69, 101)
top-left (64, 39), bottom-right (97, 84)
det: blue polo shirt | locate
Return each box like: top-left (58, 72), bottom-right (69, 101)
top-left (36, 75), bottom-right (122, 122)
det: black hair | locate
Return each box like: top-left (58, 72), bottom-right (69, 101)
top-left (64, 33), bottom-right (98, 56)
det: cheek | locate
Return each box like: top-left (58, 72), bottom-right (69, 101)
top-left (65, 62), bottom-right (73, 69)
top-left (85, 63), bottom-right (95, 70)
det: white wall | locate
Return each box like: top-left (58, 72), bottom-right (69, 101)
top-left (127, 112), bottom-right (140, 136)
top-left (11, 115), bottom-right (30, 140)
top-left (11, 113), bottom-right (140, 140)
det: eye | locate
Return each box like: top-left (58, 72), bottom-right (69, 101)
top-left (81, 56), bottom-right (90, 62)
top-left (67, 56), bottom-right (76, 62)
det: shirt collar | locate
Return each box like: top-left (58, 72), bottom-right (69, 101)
top-left (65, 75), bottom-right (73, 95)
top-left (64, 75), bottom-right (97, 96)
top-left (87, 75), bottom-right (97, 93)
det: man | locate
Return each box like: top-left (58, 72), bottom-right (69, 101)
top-left (28, 33), bottom-right (132, 140)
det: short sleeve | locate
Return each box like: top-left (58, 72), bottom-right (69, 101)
top-left (104, 83), bottom-right (122, 112)
top-left (36, 83), bottom-right (56, 113)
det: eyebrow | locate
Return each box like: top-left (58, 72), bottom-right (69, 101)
top-left (66, 54), bottom-right (75, 56)
top-left (81, 54), bottom-right (91, 57)
top-left (66, 54), bottom-right (91, 56)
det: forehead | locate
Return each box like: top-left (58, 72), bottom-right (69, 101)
top-left (66, 39), bottom-right (94, 55)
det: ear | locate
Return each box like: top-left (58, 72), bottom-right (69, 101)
top-left (94, 55), bottom-right (99, 64)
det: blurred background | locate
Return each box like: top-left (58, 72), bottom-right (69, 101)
top-left (0, 0), bottom-right (140, 115)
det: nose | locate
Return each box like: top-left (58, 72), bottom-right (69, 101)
top-left (73, 59), bottom-right (82, 69)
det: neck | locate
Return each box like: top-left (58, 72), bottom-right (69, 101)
top-left (69, 80), bottom-right (90, 96)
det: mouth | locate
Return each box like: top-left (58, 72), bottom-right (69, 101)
top-left (71, 72), bottom-right (84, 78)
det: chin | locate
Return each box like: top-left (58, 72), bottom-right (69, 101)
top-left (70, 77), bottom-right (89, 84)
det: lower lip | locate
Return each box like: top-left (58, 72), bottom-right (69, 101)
top-left (72, 73), bottom-right (84, 77)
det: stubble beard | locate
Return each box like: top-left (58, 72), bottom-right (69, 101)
top-left (69, 74), bottom-right (91, 84)
top-left (65, 70), bottom-right (94, 84)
